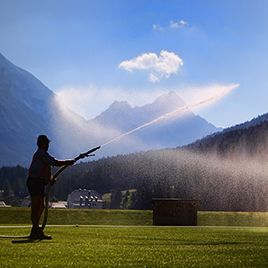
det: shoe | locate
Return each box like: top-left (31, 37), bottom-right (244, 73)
top-left (39, 233), bottom-right (52, 240)
top-left (38, 227), bottom-right (52, 240)
top-left (29, 228), bottom-right (41, 240)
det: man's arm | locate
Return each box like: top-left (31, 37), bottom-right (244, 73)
top-left (42, 151), bottom-right (75, 167)
top-left (53, 159), bottom-right (75, 167)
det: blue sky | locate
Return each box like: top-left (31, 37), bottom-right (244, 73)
top-left (0, 0), bottom-right (268, 127)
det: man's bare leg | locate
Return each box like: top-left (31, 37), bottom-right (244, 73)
top-left (31, 196), bottom-right (43, 229)
top-left (30, 195), bottom-right (45, 239)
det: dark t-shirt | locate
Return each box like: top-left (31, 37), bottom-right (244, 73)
top-left (28, 148), bottom-right (57, 181)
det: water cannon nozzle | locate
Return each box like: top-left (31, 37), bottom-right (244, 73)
top-left (75, 146), bottom-right (101, 162)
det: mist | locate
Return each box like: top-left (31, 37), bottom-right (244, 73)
top-left (47, 81), bottom-right (268, 212)
top-left (49, 83), bottom-right (238, 158)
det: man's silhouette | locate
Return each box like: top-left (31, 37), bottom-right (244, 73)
top-left (27, 135), bottom-right (74, 240)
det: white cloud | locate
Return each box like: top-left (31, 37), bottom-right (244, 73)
top-left (170, 20), bottom-right (188, 29)
top-left (153, 19), bottom-right (188, 31)
top-left (149, 73), bottom-right (160, 83)
top-left (152, 24), bottom-right (163, 31)
top-left (119, 50), bottom-right (183, 83)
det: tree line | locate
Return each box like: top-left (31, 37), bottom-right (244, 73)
top-left (1, 120), bottom-right (268, 211)
top-left (1, 148), bottom-right (267, 211)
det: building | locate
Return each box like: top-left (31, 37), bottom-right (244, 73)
top-left (51, 201), bottom-right (67, 208)
top-left (0, 201), bottom-right (11, 207)
top-left (21, 196), bottom-right (67, 208)
top-left (67, 189), bottom-right (103, 209)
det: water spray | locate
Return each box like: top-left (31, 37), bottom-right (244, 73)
top-left (1, 85), bottom-right (236, 240)
top-left (42, 85), bottom-right (237, 184)
top-left (101, 86), bottom-right (236, 147)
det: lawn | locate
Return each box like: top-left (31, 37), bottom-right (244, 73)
top-left (0, 225), bottom-right (267, 267)
top-left (0, 209), bottom-right (268, 267)
top-left (1, 208), bottom-right (268, 226)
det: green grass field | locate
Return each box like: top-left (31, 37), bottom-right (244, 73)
top-left (0, 209), bottom-right (268, 267)
top-left (0, 226), bottom-right (267, 267)
top-left (1, 208), bottom-right (268, 226)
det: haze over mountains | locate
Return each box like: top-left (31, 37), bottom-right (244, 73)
top-left (1, 52), bottom-right (268, 212)
top-left (0, 52), bottom-right (220, 166)
top-left (93, 91), bottom-right (219, 148)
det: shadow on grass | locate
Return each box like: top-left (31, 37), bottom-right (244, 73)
top-left (12, 239), bottom-right (42, 244)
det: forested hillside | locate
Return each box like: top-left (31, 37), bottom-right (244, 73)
top-left (1, 115), bottom-right (268, 211)
top-left (1, 148), bottom-right (267, 211)
top-left (0, 166), bottom-right (28, 206)
top-left (186, 119), bottom-right (268, 157)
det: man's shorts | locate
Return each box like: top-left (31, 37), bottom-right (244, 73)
top-left (27, 177), bottom-right (46, 197)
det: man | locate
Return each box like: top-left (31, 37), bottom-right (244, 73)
top-left (27, 135), bottom-right (75, 240)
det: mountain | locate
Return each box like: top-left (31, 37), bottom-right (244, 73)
top-left (0, 53), bottom-right (90, 166)
top-left (0, 53), bottom-right (51, 165)
top-left (92, 91), bottom-right (220, 152)
top-left (0, 52), bottom-right (220, 166)
top-left (94, 91), bottom-right (186, 131)
top-left (184, 114), bottom-right (268, 158)
top-left (222, 113), bottom-right (268, 133)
